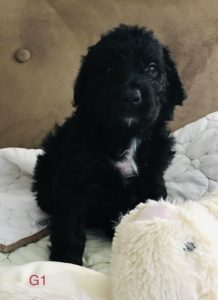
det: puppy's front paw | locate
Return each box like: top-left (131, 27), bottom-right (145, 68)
top-left (148, 185), bottom-right (167, 201)
top-left (50, 248), bottom-right (83, 266)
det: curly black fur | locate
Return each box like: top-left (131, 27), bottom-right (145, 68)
top-left (32, 24), bottom-right (186, 265)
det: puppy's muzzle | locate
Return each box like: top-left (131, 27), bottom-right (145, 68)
top-left (121, 88), bottom-right (142, 106)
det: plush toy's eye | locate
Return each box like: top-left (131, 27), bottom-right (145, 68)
top-left (183, 242), bottom-right (196, 252)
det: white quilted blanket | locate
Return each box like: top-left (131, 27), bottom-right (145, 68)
top-left (165, 111), bottom-right (218, 201)
top-left (0, 112), bottom-right (218, 274)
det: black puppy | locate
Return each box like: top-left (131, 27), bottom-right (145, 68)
top-left (32, 24), bottom-right (186, 265)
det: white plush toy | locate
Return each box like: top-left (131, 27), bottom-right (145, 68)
top-left (111, 193), bottom-right (218, 300)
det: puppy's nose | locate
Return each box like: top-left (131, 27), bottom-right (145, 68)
top-left (122, 89), bottom-right (142, 105)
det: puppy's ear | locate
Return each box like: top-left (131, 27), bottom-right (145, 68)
top-left (73, 53), bottom-right (90, 108)
top-left (163, 47), bottom-right (187, 106)
top-left (73, 57), bottom-right (86, 108)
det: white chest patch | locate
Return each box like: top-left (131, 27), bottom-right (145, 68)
top-left (114, 138), bottom-right (141, 178)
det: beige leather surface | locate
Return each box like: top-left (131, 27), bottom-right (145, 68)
top-left (0, 0), bottom-right (217, 148)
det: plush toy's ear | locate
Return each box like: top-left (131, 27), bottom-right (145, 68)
top-left (137, 202), bottom-right (175, 221)
top-left (163, 47), bottom-right (187, 106)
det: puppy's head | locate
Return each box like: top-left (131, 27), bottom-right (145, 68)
top-left (74, 24), bottom-right (186, 130)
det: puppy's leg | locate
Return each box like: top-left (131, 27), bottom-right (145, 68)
top-left (48, 161), bottom-right (87, 265)
top-left (49, 195), bottom-right (86, 265)
top-left (130, 172), bottom-right (167, 202)
top-left (147, 175), bottom-right (167, 200)
top-left (132, 133), bottom-right (174, 202)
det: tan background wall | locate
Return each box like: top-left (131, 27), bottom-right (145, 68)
top-left (0, 0), bottom-right (217, 148)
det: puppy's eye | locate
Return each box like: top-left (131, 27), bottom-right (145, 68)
top-left (148, 63), bottom-right (158, 78)
top-left (104, 66), bottom-right (112, 73)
